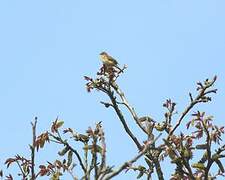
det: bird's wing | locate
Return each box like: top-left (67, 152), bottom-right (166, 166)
top-left (108, 56), bottom-right (118, 65)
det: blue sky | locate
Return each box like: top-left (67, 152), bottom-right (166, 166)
top-left (0, 0), bottom-right (225, 179)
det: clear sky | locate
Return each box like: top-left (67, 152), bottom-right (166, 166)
top-left (0, 0), bottom-right (225, 179)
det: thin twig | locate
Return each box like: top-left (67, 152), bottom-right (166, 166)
top-left (30, 118), bottom-right (37, 180)
top-left (84, 142), bottom-right (89, 178)
top-left (103, 139), bottom-right (156, 180)
top-left (92, 137), bottom-right (98, 180)
top-left (16, 160), bottom-right (26, 178)
top-left (202, 121), bottom-right (213, 178)
top-left (48, 133), bottom-right (87, 175)
top-left (99, 127), bottom-right (107, 173)
top-left (169, 76), bottom-right (217, 136)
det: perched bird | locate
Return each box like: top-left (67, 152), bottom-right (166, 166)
top-left (138, 116), bottom-right (155, 135)
top-left (138, 116), bottom-right (155, 123)
top-left (99, 52), bottom-right (118, 67)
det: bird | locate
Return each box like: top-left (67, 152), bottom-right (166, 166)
top-left (99, 52), bottom-right (119, 67)
top-left (138, 116), bottom-right (155, 135)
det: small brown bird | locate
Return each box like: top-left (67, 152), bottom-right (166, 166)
top-left (99, 52), bottom-right (118, 67)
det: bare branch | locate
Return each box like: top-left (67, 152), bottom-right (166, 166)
top-left (111, 82), bottom-right (150, 134)
top-left (48, 133), bottom-right (87, 175)
top-left (108, 90), bottom-right (142, 150)
top-left (30, 118), bottom-right (37, 180)
top-left (103, 138), bottom-right (159, 180)
top-left (169, 76), bottom-right (217, 136)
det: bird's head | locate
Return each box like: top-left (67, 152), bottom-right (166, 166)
top-left (99, 52), bottom-right (109, 61)
top-left (100, 51), bottom-right (108, 56)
